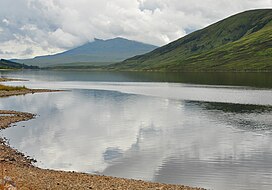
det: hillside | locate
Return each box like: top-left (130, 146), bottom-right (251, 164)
top-left (109, 9), bottom-right (272, 71)
top-left (0, 59), bottom-right (38, 69)
top-left (14, 38), bottom-right (157, 67)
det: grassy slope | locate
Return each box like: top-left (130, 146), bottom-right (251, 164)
top-left (110, 9), bottom-right (272, 71)
top-left (176, 24), bottom-right (272, 71)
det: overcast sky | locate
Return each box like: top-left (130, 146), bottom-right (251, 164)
top-left (0, 0), bottom-right (271, 59)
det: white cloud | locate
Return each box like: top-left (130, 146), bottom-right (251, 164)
top-left (2, 18), bottom-right (10, 25)
top-left (0, 0), bottom-right (271, 59)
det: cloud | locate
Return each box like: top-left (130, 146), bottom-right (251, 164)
top-left (21, 47), bottom-right (34, 56)
top-left (2, 19), bottom-right (10, 25)
top-left (0, 49), bottom-right (13, 55)
top-left (0, 0), bottom-right (271, 58)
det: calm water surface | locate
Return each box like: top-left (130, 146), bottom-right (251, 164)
top-left (0, 71), bottom-right (272, 190)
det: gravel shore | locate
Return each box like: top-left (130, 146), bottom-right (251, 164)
top-left (0, 79), bottom-right (205, 190)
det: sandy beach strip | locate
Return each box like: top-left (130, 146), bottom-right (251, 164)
top-left (0, 79), bottom-right (205, 190)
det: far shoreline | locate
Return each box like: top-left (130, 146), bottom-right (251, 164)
top-left (2, 67), bottom-right (272, 73)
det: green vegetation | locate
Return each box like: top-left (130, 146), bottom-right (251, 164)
top-left (46, 62), bottom-right (114, 70)
top-left (108, 9), bottom-right (272, 72)
top-left (0, 59), bottom-right (39, 69)
top-left (0, 84), bottom-right (28, 91)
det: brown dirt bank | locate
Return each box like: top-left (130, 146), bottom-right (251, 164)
top-left (0, 77), bottom-right (62, 97)
top-left (0, 80), bottom-right (205, 190)
top-left (0, 88), bottom-right (61, 98)
top-left (0, 78), bottom-right (28, 82)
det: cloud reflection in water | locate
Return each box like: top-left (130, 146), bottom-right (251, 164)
top-left (0, 89), bottom-right (272, 190)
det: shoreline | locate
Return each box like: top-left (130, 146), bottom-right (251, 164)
top-left (0, 79), bottom-right (205, 190)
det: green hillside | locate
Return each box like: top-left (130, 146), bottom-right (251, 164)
top-left (109, 9), bottom-right (272, 71)
top-left (0, 59), bottom-right (38, 69)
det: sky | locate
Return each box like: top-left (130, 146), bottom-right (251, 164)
top-left (0, 0), bottom-right (271, 59)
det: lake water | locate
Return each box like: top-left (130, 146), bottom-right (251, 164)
top-left (0, 70), bottom-right (272, 190)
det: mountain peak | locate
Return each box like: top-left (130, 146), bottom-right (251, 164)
top-left (93, 38), bottom-right (104, 41)
top-left (111, 37), bottom-right (126, 40)
top-left (14, 37), bottom-right (158, 67)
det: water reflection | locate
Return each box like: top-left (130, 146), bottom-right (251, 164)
top-left (3, 81), bottom-right (272, 106)
top-left (1, 70), bottom-right (272, 88)
top-left (191, 101), bottom-right (272, 132)
top-left (0, 88), bottom-right (272, 190)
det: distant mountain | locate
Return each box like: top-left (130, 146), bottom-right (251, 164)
top-left (0, 59), bottom-right (38, 69)
top-left (14, 37), bottom-right (157, 67)
top-left (110, 9), bottom-right (272, 71)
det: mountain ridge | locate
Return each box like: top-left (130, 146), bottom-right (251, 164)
top-left (14, 37), bottom-right (158, 67)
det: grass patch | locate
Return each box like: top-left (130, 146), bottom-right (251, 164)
top-left (0, 84), bottom-right (28, 91)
